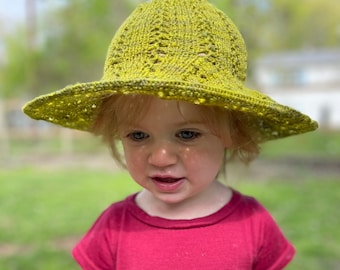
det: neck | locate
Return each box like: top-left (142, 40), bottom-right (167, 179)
top-left (136, 181), bottom-right (232, 220)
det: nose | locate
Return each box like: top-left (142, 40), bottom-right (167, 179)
top-left (148, 140), bottom-right (178, 168)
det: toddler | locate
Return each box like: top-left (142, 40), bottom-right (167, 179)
top-left (23, 0), bottom-right (318, 269)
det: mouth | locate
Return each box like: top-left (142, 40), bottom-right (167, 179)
top-left (152, 177), bottom-right (183, 183)
top-left (150, 176), bottom-right (185, 192)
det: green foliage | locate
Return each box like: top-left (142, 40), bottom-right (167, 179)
top-left (1, 0), bottom-right (133, 98)
top-left (0, 27), bottom-right (36, 98)
top-left (264, 0), bottom-right (340, 50)
top-left (211, 0), bottom-right (340, 58)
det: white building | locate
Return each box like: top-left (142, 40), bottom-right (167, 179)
top-left (253, 49), bottom-right (340, 129)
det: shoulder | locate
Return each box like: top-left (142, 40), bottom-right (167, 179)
top-left (231, 189), bottom-right (269, 218)
top-left (232, 190), bottom-right (295, 269)
top-left (72, 194), bottom-right (136, 269)
top-left (231, 190), bottom-right (291, 247)
top-left (232, 190), bottom-right (284, 234)
top-left (83, 195), bottom-right (131, 231)
top-left (100, 195), bottom-right (132, 220)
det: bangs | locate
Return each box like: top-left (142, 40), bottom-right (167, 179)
top-left (91, 94), bottom-right (153, 135)
top-left (115, 95), bottom-right (153, 128)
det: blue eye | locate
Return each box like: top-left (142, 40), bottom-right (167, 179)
top-left (127, 131), bottom-right (149, 141)
top-left (177, 130), bottom-right (201, 140)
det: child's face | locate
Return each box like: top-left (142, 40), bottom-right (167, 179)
top-left (117, 97), bottom-right (227, 205)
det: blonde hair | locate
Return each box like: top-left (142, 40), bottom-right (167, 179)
top-left (91, 94), bottom-right (260, 168)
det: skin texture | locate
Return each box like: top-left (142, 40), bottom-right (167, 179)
top-left (118, 97), bottom-right (232, 220)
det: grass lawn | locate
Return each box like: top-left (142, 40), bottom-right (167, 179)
top-left (0, 166), bottom-right (339, 269)
top-left (0, 168), bottom-right (140, 269)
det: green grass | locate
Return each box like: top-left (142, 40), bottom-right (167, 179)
top-left (0, 168), bottom-right (140, 269)
top-left (1, 167), bottom-right (339, 269)
top-left (0, 168), bottom-right (140, 243)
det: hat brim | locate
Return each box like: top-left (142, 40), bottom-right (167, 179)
top-left (22, 79), bottom-right (318, 142)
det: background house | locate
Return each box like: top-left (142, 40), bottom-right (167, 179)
top-left (253, 49), bottom-right (340, 130)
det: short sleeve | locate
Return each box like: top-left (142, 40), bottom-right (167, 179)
top-left (72, 206), bottom-right (118, 270)
top-left (253, 206), bottom-right (295, 270)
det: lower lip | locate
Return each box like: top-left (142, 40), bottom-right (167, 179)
top-left (152, 178), bottom-right (185, 192)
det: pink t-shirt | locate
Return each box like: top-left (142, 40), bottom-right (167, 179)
top-left (73, 190), bottom-right (295, 269)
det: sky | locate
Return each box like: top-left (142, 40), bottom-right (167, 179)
top-left (0, 0), bottom-right (66, 31)
top-left (0, 0), bottom-right (65, 61)
top-left (0, 0), bottom-right (30, 61)
top-left (0, 0), bottom-right (26, 28)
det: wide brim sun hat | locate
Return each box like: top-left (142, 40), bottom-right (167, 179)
top-left (23, 0), bottom-right (318, 142)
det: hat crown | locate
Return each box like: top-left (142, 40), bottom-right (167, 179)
top-left (102, 0), bottom-right (247, 88)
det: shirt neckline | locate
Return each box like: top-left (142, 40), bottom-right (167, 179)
top-left (126, 189), bottom-right (242, 229)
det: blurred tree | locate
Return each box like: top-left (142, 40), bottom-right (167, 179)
top-left (1, 28), bottom-right (32, 97)
top-left (34, 0), bottom-right (133, 96)
top-left (1, 0), bottom-right (339, 98)
top-left (263, 0), bottom-right (340, 50)
top-left (212, 0), bottom-right (340, 57)
top-left (1, 0), bottom-right (133, 98)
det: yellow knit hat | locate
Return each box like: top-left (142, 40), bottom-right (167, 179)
top-left (23, 0), bottom-right (318, 141)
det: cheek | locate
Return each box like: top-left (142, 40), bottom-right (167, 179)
top-left (182, 146), bottom-right (224, 171)
top-left (123, 146), bottom-right (147, 173)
